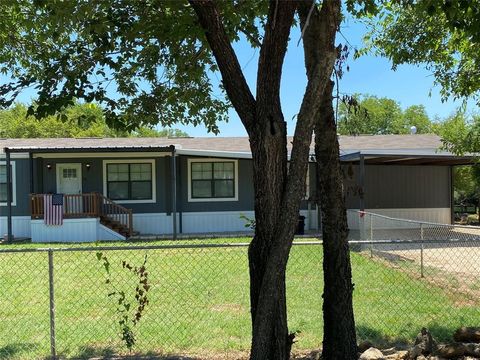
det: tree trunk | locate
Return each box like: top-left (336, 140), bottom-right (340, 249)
top-left (190, 2), bottom-right (342, 359)
top-left (248, 117), bottom-right (293, 360)
top-left (315, 81), bottom-right (357, 359)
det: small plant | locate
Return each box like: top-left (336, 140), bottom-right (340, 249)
top-left (239, 213), bottom-right (255, 230)
top-left (96, 252), bottom-right (150, 351)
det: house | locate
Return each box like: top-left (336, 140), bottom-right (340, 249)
top-left (0, 134), bottom-right (474, 242)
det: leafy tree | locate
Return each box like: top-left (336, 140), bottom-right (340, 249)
top-left (0, 1), bottom-right (375, 358)
top-left (133, 126), bottom-right (189, 138)
top-left (438, 111), bottom-right (480, 210)
top-left (364, 1), bottom-right (480, 103)
top-left (440, 111), bottom-right (478, 155)
top-left (338, 94), bottom-right (402, 135)
top-left (0, 103), bottom-right (188, 138)
top-left (0, 103), bottom-right (117, 137)
top-left (453, 165), bottom-right (480, 210)
top-left (337, 94), bottom-right (434, 135)
top-left (402, 105), bottom-right (433, 134)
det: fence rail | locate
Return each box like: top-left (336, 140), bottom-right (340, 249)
top-left (2, 222), bottom-right (480, 359)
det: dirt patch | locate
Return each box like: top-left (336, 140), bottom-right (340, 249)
top-left (365, 246), bottom-right (480, 306)
top-left (88, 349), bottom-right (322, 359)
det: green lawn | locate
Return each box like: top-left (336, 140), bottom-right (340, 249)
top-left (0, 239), bottom-right (478, 359)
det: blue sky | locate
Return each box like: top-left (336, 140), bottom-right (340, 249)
top-left (172, 17), bottom-right (472, 137)
top-left (7, 16), bottom-right (473, 137)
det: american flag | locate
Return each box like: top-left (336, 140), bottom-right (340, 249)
top-left (44, 194), bottom-right (64, 226)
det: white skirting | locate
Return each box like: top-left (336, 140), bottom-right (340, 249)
top-left (132, 210), bottom-right (318, 235)
top-left (0, 216), bottom-right (31, 238)
top-left (31, 218), bottom-right (125, 243)
top-left (347, 208), bottom-right (452, 230)
top-left (132, 213), bottom-right (178, 234)
top-left (182, 211), bottom-right (255, 233)
top-left (2, 209), bottom-right (450, 240)
top-left (182, 210), bottom-right (318, 234)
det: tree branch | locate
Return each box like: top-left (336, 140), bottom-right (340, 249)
top-left (256, 0), bottom-right (297, 125)
top-left (299, 0), bottom-right (341, 82)
top-left (285, 0), bottom-right (341, 222)
top-left (189, 0), bottom-right (256, 133)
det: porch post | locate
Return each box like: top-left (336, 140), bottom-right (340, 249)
top-left (29, 152), bottom-right (34, 193)
top-left (359, 155), bottom-right (365, 211)
top-left (170, 146), bottom-right (177, 240)
top-left (5, 148), bottom-right (12, 242)
top-left (450, 165), bottom-right (455, 224)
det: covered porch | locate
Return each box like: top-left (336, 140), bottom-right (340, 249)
top-left (30, 192), bottom-right (133, 240)
top-left (3, 144), bottom-right (179, 242)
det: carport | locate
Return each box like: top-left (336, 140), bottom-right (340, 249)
top-left (340, 149), bottom-right (477, 225)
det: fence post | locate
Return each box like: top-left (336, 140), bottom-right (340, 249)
top-left (370, 214), bottom-right (373, 241)
top-left (420, 223), bottom-right (424, 278)
top-left (370, 214), bottom-right (374, 258)
top-left (48, 250), bottom-right (57, 359)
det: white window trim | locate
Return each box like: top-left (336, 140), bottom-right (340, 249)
top-left (0, 161), bottom-right (16, 206)
top-left (188, 158), bottom-right (239, 202)
top-left (102, 159), bottom-right (156, 204)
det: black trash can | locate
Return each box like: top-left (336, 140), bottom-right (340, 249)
top-left (296, 215), bottom-right (306, 235)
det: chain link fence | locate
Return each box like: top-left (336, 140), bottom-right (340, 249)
top-left (1, 218), bottom-right (480, 359)
top-left (349, 210), bottom-right (480, 345)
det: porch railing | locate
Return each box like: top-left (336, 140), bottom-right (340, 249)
top-left (30, 193), bottom-right (133, 237)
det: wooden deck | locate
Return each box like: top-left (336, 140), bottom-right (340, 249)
top-left (30, 193), bottom-right (133, 237)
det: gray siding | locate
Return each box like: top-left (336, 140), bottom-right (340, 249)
top-left (3, 154), bottom-right (450, 220)
top-left (177, 157), bottom-right (315, 213)
top-left (37, 157), bottom-right (171, 213)
top-left (0, 158), bottom-right (31, 216)
top-left (344, 164), bottom-right (451, 209)
top-left (29, 155), bottom-right (316, 214)
top-left (177, 156), bottom-right (254, 212)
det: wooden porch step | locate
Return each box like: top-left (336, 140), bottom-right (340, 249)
top-left (30, 193), bottom-right (134, 239)
top-left (99, 217), bottom-right (137, 238)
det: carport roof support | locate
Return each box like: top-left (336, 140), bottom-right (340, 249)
top-left (340, 149), bottom-right (477, 166)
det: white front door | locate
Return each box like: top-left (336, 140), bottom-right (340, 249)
top-left (56, 163), bottom-right (82, 194)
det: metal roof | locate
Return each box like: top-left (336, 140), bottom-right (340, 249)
top-left (0, 134), bottom-right (441, 151)
top-left (340, 149), bottom-right (475, 166)
top-left (0, 134), bottom-right (475, 164)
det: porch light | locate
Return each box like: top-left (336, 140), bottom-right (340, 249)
top-left (85, 163), bottom-right (91, 171)
top-left (46, 163), bottom-right (52, 170)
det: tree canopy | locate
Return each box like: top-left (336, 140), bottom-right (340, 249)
top-left (364, 1), bottom-right (480, 103)
top-left (0, 102), bottom-right (189, 138)
top-left (337, 94), bottom-right (436, 135)
top-left (0, 1), bottom-right (266, 132)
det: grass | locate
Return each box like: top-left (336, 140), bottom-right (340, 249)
top-left (0, 238), bottom-right (479, 359)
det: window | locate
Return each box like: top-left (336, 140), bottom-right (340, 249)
top-left (104, 160), bottom-right (155, 203)
top-left (188, 159), bottom-right (238, 201)
top-left (0, 162), bottom-right (16, 206)
top-left (62, 168), bottom-right (77, 179)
